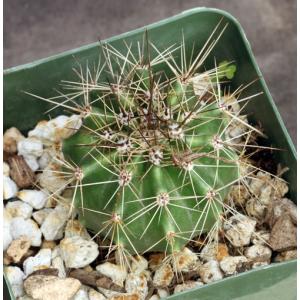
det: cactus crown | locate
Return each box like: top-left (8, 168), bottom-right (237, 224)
top-left (29, 21), bottom-right (264, 261)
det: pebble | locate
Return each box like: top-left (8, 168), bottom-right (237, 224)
top-left (153, 263), bottom-right (174, 287)
top-left (125, 273), bottom-right (148, 300)
top-left (269, 214), bottom-right (297, 252)
top-left (89, 289), bottom-right (107, 300)
top-left (6, 200), bottom-right (33, 219)
top-left (96, 262), bottom-right (127, 286)
top-left (172, 247), bottom-right (199, 272)
top-left (198, 260), bottom-right (223, 283)
top-left (4, 127), bottom-right (25, 153)
top-left (108, 294), bottom-right (140, 300)
top-left (41, 205), bottom-right (69, 241)
top-left (6, 236), bottom-right (31, 263)
top-left (274, 250), bottom-right (297, 262)
top-left (245, 197), bottom-right (267, 220)
top-left (51, 256), bottom-right (66, 278)
top-left (18, 189), bottom-right (48, 210)
top-left (42, 240), bottom-right (57, 249)
top-left (251, 230), bottom-right (270, 245)
top-left (224, 215), bottom-right (256, 247)
top-left (18, 137), bottom-right (43, 158)
top-left (174, 281), bottom-right (204, 294)
top-left (3, 176), bottom-right (18, 199)
top-left (73, 287), bottom-right (89, 300)
top-left (38, 148), bottom-right (57, 170)
top-left (148, 253), bottom-right (166, 271)
top-left (227, 185), bottom-right (250, 207)
top-left (65, 219), bottom-right (91, 240)
top-left (219, 256), bottom-right (248, 275)
top-left (24, 275), bottom-right (81, 300)
top-left (38, 164), bottom-right (69, 195)
top-left (11, 217), bottom-right (42, 247)
top-left (4, 209), bottom-right (13, 250)
top-left (23, 155), bottom-right (40, 172)
top-left (4, 266), bottom-right (25, 297)
top-left (200, 242), bottom-right (229, 262)
top-left (131, 255), bottom-right (148, 275)
top-left (60, 236), bottom-right (99, 268)
top-left (244, 244), bottom-right (272, 263)
top-left (32, 208), bottom-right (53, 225)
top-left (23, 249), bottom-right (52, 276)
top-left (148, 295), bottom-right (160, 300)
top-left (157, 288), bottom-right (170, 298)
top-left (3, 161), bottom-right (10, 176)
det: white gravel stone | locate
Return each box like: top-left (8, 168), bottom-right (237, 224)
top-left (18, 189), bottom-right (48, 209)
top-left (6, 200), bottom-right (33, 219)
top-left (23, 248), bottom-right (52, 276)
top-left (157, 288), bottom-right (170, 298)
top-left (18, 137), bottom-right (43, 158)
top-left (251, 230), bottom-right (270, 245)
top-left (224, 215), bottom-right (256, 247)
top-left (125, 273), bottom-right (148, 300)
top-left (32, 208), bottom-right (53, 225)
top-left (11, 217), bottom-right (42, 247)
top-left (174, 281), bottom-right (204, 294)
top-left (96, 262), bottom-right (127, 286)
top-left (6, 236), bottom-right (31, 263)
top-left (64, 219), bottom-right (91, 240)
top-left (51, 256), bottom-right (66, 278)
top-left (41, 204), bottom-right (69, 241)
top-left (274, 250), bottom-right (297, 262)
top-left (38, 147), bottom-right (62, 170)
top-left (89, 289), bottom-right (107, 300)
top-left (245, 198), bottom-right (266, 220)
top-left (4, 266), bottom-right (25, 297)
top-left (153, 263), bottom-right (174, 287)
top-left (4, 209), bottom-right (13, 250)
top-left (24, 275), bottom-right (81, 300)
top-left (3, 162), bottom-right (10, 176)
top-left (29, 115), bottom-right (82, 143)
top-left (23, 155), bottom-right (40, 172)
top-left (60, 236), bottom-right (99, 268)
top-left (38, 164), bottom-right (69, 195)
top-left (252, 261), bottom-right (270, 269)
top-left (131, 255), bottom-right (148, 275)
top-left (244, 244), bottom-right (272, 263)
top-left (4, 127), bottom-right (25, 153)
top-left (198, 260), bottom-right (223, 284)
top-left (73, 287), bottom-right (89, 300)
top-left (148, 295), bottom-right (160, 300)
top-left (219, 256), bottom-right (248, 275)
top-left (173, 247), bottom-right (199, 272)
top-left (3, 176), bottom-right (18, 199)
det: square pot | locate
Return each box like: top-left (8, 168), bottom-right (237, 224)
top-left (4, 8), bottom-right (296, 300)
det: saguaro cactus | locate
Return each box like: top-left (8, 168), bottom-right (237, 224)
top-left (60, 23), bottom-right (248, 257)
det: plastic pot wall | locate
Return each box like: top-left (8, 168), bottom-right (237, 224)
top-left (3, 8), bottom-right (296, 300)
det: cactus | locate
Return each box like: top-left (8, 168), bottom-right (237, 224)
top-left (29, 21), bottom-right (263, 259)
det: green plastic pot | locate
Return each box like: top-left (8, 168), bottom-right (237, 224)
top-left (4, 7), bottom-right (296, 300)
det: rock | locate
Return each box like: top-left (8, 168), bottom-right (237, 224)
top-left (172, 247), bottom-right (199, 272)
top-left (18, 137), bottom-right (43, 158)
top-left (4, 127), bottom-right (25, 153)
top-left (245, 198), bottom-right (267, 220)
top-left (18, 189), bottom-right (48, 209)
top-left (4, 252), bottom-right (13, 265)
top-left (131, 255), bottom-right (148, 275)
top-left (11, 217), bottom-right (42, 247)
top-left (38, 164), bottom-right (69, 195)
top-left (174, 281), bottom-right (204, 294)
top-left (6, 200), bottom-right (33, 219)
top-left (4, 209), bottom-right (13, 250)
top-left (269, 214), bottom-right (297, 252)
top-left (157, 288), bottom-right (169, 298)
top-left (198, 260), bottom-right (223, 283)
top-left (272, 177), bottom-right (289, 198)
top-left (148, 295), bottom-right (160, 300)
top-left (6, 236), bottom-right (31, 263)
top-left (64, 219), bottom-right (91, 240)
top-left (23, 249), bottom-right (52, 276)
top-left (73, 287), bottom-right (89, 300)
top-left (18, 295), bottom-right (34, 300)
top-left (274, 250), bottom-right (297, 262)
top-left (200, 242), bottom-right (229, 262)
top-left (4, 266), bottom-right (25, 297)
top-left (153, 263), bottom-right (174, 287)
top-left (125, 273), bottom-right (148, 300)
top-left (249, 171), bottom-right (271, 195)
top-left (96, 262), bottom-right (127, 286)
top-left (89, 289), bottom-right (107, 300)
top-left (30, 268), bottom-right (59, 277)
top-left (265, 198), bottom-right (297, 227)
top-left (252, 261), bottom-right (270, 269)
top-left (3, 176), bottom-right (18, 199)
top-left (32, 208), bottom-right (53, 225)
top-left (41, 205), bottom-right (69, 241)
top-left (224, 215), bottom-right (256, 247)
top-left (24, 275), bottom-right (81, 300)
top-left (52, 256), bottom-right (66, 278)
top-left (60, 236), bottom-right (99, 268)
top-left (108, 294), bottom-right (140, 300)
top-left (219, 256), bottom-right (249, 275)
top-left (42, 240), bottom-right (57, 250)
top-left (3, 162), bottom-right (10, 176)
top-left (251, 230), bottom-right (270, 245)
top-left (148, 253), bottom-right (166, 271)
top-left (227, 185), bottom-right (250, 207)
top-left (244, 244), bottom-right (272, 263)
top-left (23, 155), bottom-right (40, 172)
top-left (38, 148), bottom-right (56, 170)
top-left (8, 155), bottom-right (36, 188)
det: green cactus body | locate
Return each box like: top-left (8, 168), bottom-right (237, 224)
top-left (62, 56), bottom-right (239, 255)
